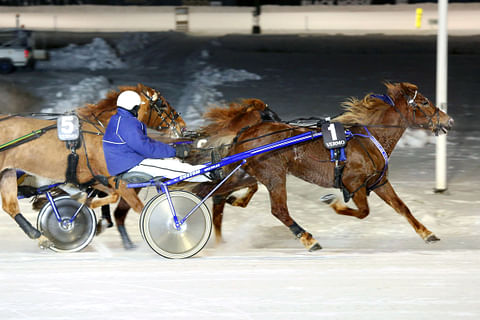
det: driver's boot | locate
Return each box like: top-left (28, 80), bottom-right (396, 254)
top-left (210, 149), bottom-right (225, 182)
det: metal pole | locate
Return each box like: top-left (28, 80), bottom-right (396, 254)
top-left (435, 0), bottom-right (448, 192)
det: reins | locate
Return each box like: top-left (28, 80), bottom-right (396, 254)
top-left (0, 112), bottom-right (66, 121)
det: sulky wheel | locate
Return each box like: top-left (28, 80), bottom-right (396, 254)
top-left (140, 191), bottom-right (212, 259)
top-left (37, 196), bottom-right (97, 253)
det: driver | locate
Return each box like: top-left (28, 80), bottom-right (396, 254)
top-left (103, 90), bottom-right (213, 182)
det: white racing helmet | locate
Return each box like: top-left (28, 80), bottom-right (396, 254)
top-left (117, 90), bottom-right (142, 110)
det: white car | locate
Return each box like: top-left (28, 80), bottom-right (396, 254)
top-left (0, 29), bottom-right (36, 73)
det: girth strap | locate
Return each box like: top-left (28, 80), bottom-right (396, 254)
top-left (65, 152), bottom-right (80, 185)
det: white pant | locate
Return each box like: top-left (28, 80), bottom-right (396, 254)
top-left (128, 158), bottom-right (211, 182)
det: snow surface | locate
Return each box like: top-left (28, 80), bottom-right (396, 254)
top-left (0, 32), bottom-right (479, 319)
top-left (36, 38), bottom-right (127, 71)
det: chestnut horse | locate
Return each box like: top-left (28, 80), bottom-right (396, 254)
top-left (211, 82), bottom-right (453, 251)
top-left (111, 98), bottom-right (276, 246)
top-left (0, 84), bottom-right (184, 248)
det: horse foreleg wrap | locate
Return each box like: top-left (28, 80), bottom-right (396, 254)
top-left (15, 214), bottom-right (41, 239)
top-left (117, 225), bottom-right (135, 250)
top-left (289, 222), bottom-right (305, 239)
top-left (212, 195), bottom-right (226, 205)
top-left (334, 164), bottom-right (345, 189)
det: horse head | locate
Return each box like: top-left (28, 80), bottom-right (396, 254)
top-left (387, 82), bottom-right (454, 135)
top-left (77, 84), bottom-right (186, 138)
top-left (132, 83), bottom-right (186, 138)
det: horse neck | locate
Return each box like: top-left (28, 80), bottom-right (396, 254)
top-left (95, 109), bottom-right (117, 126)
top-left (365, 107), bottom-right (407, 156)
top-left (76, 100), bottom-right (117, 127)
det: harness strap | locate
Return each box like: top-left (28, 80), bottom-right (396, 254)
top-left (79, 131), bottom-right (110, 188)
top-left (352, 127), bottom-right (389, 193)
top-left (65, 152), bottom-right (80, 185)
top-left (0, 115), bottom-right (17, 122)
top-left (370, 94), bottom-right (395, 107)
top-left (0, 124), bottom-right (57, 152)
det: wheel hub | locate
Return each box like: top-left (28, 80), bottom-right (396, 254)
top-left (60, 218), bottom-right (74, 231)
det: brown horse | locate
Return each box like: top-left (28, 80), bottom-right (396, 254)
top-left (210, 82), bottom-right (453, 251)
top-left (1, 84), bottom-right (184, 248)
top-left (111, 98), bottom-right (276, 246)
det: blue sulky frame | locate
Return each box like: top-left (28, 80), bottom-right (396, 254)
top-left (18, 182), bottom-right (95, 227)
top-left (127, 129), bottom-right (353, 231)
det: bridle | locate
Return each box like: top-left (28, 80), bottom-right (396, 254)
top-left (141, 90), bottom-right (183, 137)
top-left (392, 90), bottom-right (443, 135)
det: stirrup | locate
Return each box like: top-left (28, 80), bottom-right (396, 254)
top-left (210, 149), bottom-right (225, 182)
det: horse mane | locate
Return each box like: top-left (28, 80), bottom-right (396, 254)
top-left (333, 94), bottom-right (390, 127)
top-left (185, 98), bottom-right (270, 163)
top-left (333, 82), bottom-right (409, 127)
top-left (76, 85), bottom-right (139, 122)
top-left (200, 98), bottom-right (268, 137)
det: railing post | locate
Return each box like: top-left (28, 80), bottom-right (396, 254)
top-left (435, 0), bottom-right (448, 192)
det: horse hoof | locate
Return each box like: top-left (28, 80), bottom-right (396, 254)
top-left (425, 234), bottom-right (441, 243)
top-left (96, 219), bottom-right (114, 235)
top-left (320, 194), bottom-right (337, 205)
top-left (123, 241), bottom-right (137, 250)
top-left (226, 196), bottom-right (237, 205)
top-left (308, 242), bottom-right (322, 252)
top-left (38, 235), bottom-right (53, 250)
top-left (299, 232), bottom-right (322, 251)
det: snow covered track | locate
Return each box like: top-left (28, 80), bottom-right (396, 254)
top-left (0, 167), bottom-right (479, 319)
top-left (0, 248), bottom-right (478, 319)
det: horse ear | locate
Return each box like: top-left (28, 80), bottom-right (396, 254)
top-left (251, 98), bottom-right (266, 110)
top-left (385, 81), bottom-right (400, 98)
top-left (400, 82), bottom-right (418, 95)
top-left (137, 83), bottom-right (145, 91)
top-left (243, 98), bottom-right (266, 111)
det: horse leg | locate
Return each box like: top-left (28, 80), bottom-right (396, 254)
top-left (226, 183), bottom-right (258, 208)
top-left (114, 197), bottom-right (136, 250)
top-left (111, 186), bottom-right (142, 250)
top-left (95, 191), bottom-right (114, 235)
top-left (0, 169), bottom-right (51, 248)
top-left (212, 195), bottom-right (227, 243)
top-left (321, 188), bottom-right (370, 219)
top-left (89, 192), bottom-right (119, 208)
top-left (267, 182), bottom-right (322, 252)
top-left (373, 181), bottom-right (439, 243)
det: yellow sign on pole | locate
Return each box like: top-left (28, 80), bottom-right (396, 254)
top-left (416, 8), bottom-right (423, 29)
